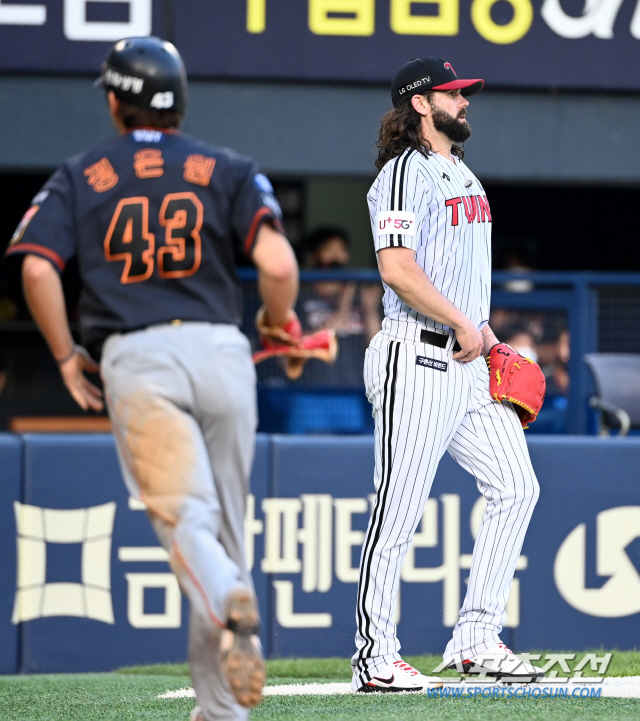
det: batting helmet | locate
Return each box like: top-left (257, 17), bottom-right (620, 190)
top-left (99, 36), bottom-right (187, 114)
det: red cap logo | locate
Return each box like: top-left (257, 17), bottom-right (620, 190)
top-left (444, 62), bottom-right (457, 77)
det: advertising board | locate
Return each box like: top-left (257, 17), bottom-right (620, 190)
top-left (1, 1), bottom-right (639, 90)
top-left (1, 433), bottom-right (639, 671)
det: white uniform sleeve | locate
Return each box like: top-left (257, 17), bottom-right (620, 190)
top-left (372, 153), bottom-right (428, 253)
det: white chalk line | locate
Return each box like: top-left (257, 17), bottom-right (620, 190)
top-left (158, 676), bottom-right (640, 699)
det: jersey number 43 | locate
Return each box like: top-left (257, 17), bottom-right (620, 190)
top-left (104, 192), bottom-right (203, 283)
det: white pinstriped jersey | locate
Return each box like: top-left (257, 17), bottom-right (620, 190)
top-left (368, 148), bottom-right (492, 332)
top-left (353, 145), bottom-right (539, 691)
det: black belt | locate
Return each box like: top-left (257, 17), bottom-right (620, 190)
top-left (420, 329), bottom-right (461, 353)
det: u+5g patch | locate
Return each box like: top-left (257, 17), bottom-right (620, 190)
top-left (416, 356), bottom-right (448, 372)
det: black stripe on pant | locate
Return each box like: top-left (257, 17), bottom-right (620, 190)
top-left (354, 340), bottom-right (400, 685)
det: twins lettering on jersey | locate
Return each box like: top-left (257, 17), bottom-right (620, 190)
top-left (445, 195), bottom-right (492, 226)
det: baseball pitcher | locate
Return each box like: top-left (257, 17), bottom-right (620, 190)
top-left (352, 57), bottom-right (546, 693)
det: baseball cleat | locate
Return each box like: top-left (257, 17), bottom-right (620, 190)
top-left (445, 643), bottom-right (545, 682)
top-left (357, 659), bottom-right (443, 693)
top-left (221, 588), bottom-right (265, 708)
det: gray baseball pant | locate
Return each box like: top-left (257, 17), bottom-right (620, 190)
top-left (101, 322), bottom-right (257, 721)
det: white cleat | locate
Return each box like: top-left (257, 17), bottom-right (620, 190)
top-left (445, 642), bottom-right (545, 682)
top-left (357, 659), bottom-right (443, 693)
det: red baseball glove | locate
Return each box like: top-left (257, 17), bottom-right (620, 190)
top-left (487, 343), bottom-right (546, 428)
top-left (254, 306), bottom-right (338, 380)
top-left (255, 306), bottom-right (302, 347)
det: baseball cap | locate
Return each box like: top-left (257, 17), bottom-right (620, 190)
top-left (391, 57), bottom-right (483, 107)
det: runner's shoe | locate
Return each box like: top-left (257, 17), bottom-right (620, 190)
top-left (445, 643), bottom-right (545, 682)
top-left (221, 588), bottom-right (265, 707)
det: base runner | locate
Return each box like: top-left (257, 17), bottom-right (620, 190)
top-left (4, 37), bottom-right (300, 721)
top-left (352, 57), bottom-right (545, 692)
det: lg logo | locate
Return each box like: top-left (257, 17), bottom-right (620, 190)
top-left (555, 506), bottom-right (640, 617)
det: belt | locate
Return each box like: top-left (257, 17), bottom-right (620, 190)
top-left (420, 328), bottom-right (461, 353)
top-left (88, 319), bottom-right (187, 362)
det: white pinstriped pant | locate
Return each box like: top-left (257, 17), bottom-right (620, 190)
top-left (351, 326), bottom-right (540, 689)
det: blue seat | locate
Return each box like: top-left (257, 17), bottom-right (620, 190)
top-left (584, 353), bottom-right (640, 436)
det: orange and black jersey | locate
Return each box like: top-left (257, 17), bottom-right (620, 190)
top-left (5, 128), bottom-right (283, 355)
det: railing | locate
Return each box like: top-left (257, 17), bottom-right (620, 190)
top-left (239, 269), bottom-right (640, 435)
top-left (493, 271), bottom-right (640, 434)
top-left (1, 271), bottom-right (639, 434)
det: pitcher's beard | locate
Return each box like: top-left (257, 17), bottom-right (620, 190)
top-left (431, 106), bottom-right (471, 143)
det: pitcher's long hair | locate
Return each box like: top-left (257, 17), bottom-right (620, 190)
top-left (375, 92), bottom-right (464, 171)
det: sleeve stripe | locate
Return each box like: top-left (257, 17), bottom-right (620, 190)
top-left (388, 151), bottom-right (412, 247)
top-left (396, 152), bottom-right (411, 247)
top-left (4, 243), bottom-right (66, 272)
top-left (243, 206), bottom-right (280, 256)
top-left (388, 156), bottom-right (401, 246)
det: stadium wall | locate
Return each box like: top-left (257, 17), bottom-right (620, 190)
top-left (1, 432), bottom-right (639, 673)
top-left (2, 76), bottom-right (640, 182)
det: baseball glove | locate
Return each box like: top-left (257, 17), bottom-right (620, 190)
top-left (253, 306), bottom-right (338, 380)
top-left (252, 328), bottom-right (338, 380)
top-left (487, 343), bottom-right (546, 428)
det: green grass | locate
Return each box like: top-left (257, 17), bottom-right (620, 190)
top-left (253, 695), bottom-right (640, 721)
top-left (0, 652), bottom-right (638, 721)
top-left (118, 650), bottom-right (640, 680)
top-left (0, 673), bottom-right (193, 720)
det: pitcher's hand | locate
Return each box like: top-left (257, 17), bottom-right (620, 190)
top-left (452, 320), bottom-right (483, 363)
